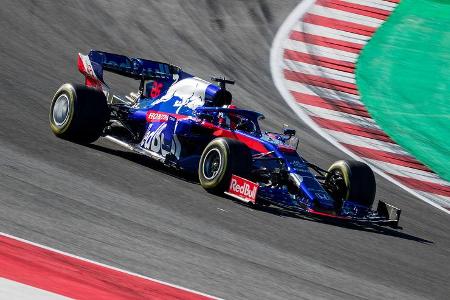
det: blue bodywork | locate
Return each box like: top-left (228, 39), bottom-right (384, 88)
top-left (75, 50), bottom-right (399, 225)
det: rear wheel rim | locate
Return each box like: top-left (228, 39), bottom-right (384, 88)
top-left (53, 94), bottom-right (70, 127)
top-left (202, 148), bottom-right (222, 180)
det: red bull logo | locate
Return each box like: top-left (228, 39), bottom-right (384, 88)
top-left (227, 175), bottom-right (258, 203)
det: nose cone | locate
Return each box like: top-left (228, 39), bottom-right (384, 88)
top-left (313, 193), bottom-right (336, 212)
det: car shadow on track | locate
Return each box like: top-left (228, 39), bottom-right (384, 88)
top-left (246, 203), bottom-right (434, 244)
top-left (87, 143), bottom-right (199, 184)
top-left (88, 142), bottom-right (433, 245)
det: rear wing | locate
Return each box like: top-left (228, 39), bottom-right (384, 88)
top-left (77, 50), bottom-right (182, 91)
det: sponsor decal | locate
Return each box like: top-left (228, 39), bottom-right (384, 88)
top-left (146, 110), bottom-right (170, 122)
top-left (227, 175), bottom-right (258, 203)
top-left (145, 110), bottom-right (189, 123)
top-left (315, 192), bottom-right (331, 202)
top-left (140, 123), bottom-right (181, 159)
top-left (149, 77), bottom-right (207, 115)
top-left (150, 81), bottom-right (164, 98)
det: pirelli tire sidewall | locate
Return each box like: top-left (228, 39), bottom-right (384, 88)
top-left (327, 160), bottom-right (376, 207)
top-left (199, 138), bottom-right (252, 194)
top-left (49, 83), bottom-right (109, 144)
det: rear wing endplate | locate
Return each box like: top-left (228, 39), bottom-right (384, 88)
top-left (77, 50), bottom-right (181, 92)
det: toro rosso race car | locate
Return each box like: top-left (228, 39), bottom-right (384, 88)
top-left (49, 50), bottom-right (401, 228)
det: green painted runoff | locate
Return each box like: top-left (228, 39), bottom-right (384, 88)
top-left (357, 0), bottom-right (450, 182)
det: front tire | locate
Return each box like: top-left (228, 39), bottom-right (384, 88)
top-left (198, 138), bottom-right (252, 193)
top-left (325, 160), bottom-right (376, 208)
top-left (49, 83), bottom-right (109, 144)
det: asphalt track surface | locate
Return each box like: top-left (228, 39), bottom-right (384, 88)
top-left (0, 1), bottom-right (449, 299)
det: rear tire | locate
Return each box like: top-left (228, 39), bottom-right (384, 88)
top-left (326, 160), bottom-right (376, 207)
top-left (199, 138), bottom-right (252, 193)
top-left (49, 83), bottom-right (109, 144)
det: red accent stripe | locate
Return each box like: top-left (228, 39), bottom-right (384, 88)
top-left (290, 31), bottom-right (363, 53)
top-left (390, 175), bottom-right (450, 198)
top-left (77, 54), bottom-right (86, 74)
top-left (312, 116), bottom-right (394, 143)
top-left (284, 49), bottom-right (355, 73)
top-left (316, 0), bottom-right (390, 20)
top-left (284, 69), bottom-right (358, 95)
top-left (341, 143), bottom-right (432, 172)
top-left (209, 127), bottom-right (269, 153)
top-left (291, 91), bottom-right (369, 117)
top-left (303, 13), bottom-right (376, 36)
top-left (236, 134), bottom-right (269, 153)
top-left (0, 235), bottom-right (213, 300)
top-left (308, 209), bottom-right (350, 219)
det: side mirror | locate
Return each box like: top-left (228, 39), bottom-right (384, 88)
top-left (196, 113), bottom-right (214, 123)
top-left (283, 125), bottom-right (299, 150)
top-left (283, 128), bottom-right (296, 136)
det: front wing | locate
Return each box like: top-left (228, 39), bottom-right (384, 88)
top-left (304, 200), bottom-right (401, 228)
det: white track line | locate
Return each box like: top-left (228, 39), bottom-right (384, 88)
top-left (284, 58), bottom-right (356, 83)
top-left (299, 104), bottom-right (377, 126)
top-left (326, 130), bottom-right (410, 155)
top-left (415, 191), bottom-right (450, 208)
top-left (286, 80), bottom-right (363, 104)
top-left (366, 159), bottom-right (450, 187)
top-left (309, 5), bottom-right (383, 26)
top-left (342, 0), bottom-right (396, 11)
top-left (295, 23), bottom-right (370, 44)
top-left (284, 40), bottom-right (358, 62)
top-left (0, 278), bottom-right (70, 300)
top-left (0, 232), bottom-right (221, 300)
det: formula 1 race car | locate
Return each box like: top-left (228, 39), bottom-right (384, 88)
top-left (49, 50), bottom-right (401, 228)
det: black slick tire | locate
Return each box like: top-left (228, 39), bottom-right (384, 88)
top-left (198, 138), bottom-right (252, 194)
top-left (49, 83), bottom-right (109, 144)
top-left (326, 160), bottom-right (376, 207)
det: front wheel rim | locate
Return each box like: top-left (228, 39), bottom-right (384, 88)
top-left (326, 170), bottom-right (346, 201)
top-left (52, 94), bottom-right (71, 127)
top-left (202, 148), bottom-right (222, 180)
